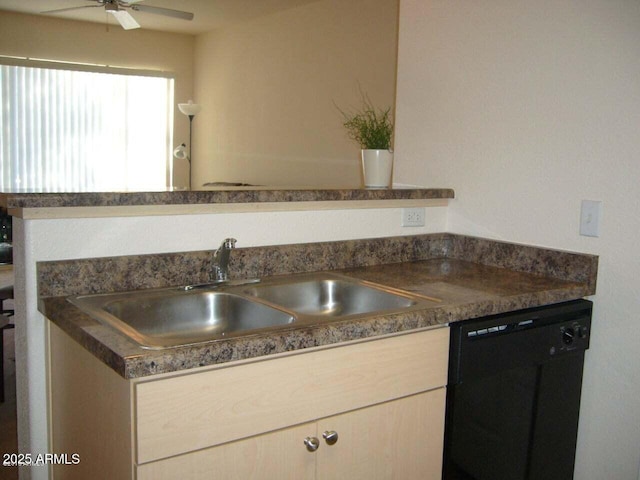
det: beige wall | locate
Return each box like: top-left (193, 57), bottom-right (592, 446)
top-left (395, 1), bottom-right (640, 478)
top-left (193, 0), bottom-right (398, 188)
top-left (0, 10), bottom-right (195, 188)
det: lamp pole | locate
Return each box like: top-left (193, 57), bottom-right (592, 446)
top-left (187, 114), bottom-right (194, 190)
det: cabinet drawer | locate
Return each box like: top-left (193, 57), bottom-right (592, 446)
top-left (135, 327), bottom-right (449, 463)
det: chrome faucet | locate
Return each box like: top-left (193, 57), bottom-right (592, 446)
top-left (212, 238), bottom-right (237, 282)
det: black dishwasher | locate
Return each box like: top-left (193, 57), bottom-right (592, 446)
top-left (443, 299), bottom-right (592, 480)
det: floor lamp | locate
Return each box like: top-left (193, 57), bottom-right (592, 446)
top-left (177, 100), bottom-right (202, 190)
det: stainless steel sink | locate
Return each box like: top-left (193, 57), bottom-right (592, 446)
top-left (68, 272), bottom-right (439, 350)
top-left (68, 289), bottom-right (295, 349)
top-left (241, 276), bottom-right (418, 317)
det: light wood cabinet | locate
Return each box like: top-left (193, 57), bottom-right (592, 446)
top-left (136, 389), bottom-right (446, 480)
top-left (48, 323), bottom-right (449, 480)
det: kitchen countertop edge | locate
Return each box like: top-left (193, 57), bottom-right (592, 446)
top-left (1, 187), bottom-right (454, 210)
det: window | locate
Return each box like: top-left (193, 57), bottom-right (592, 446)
top-left (0, 61), bottom-right (174, 192)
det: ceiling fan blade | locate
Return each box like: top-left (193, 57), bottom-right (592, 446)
top-left (40, 4), bottom-right (103, 14)
top-left (108, 9), bottom-right (140, 30)
top-left (131, 4), bottom-right (194, 21)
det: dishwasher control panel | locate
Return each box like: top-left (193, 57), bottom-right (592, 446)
top-left (551, 317), bottom-right (591, 355)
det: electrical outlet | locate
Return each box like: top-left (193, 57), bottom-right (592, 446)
top-left (402, 207), bottom-right (426, 227)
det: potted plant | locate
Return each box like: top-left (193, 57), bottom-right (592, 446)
top-left (339, 93), bottom-right (394, 188)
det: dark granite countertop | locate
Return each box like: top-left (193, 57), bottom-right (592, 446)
top-left (1, 187), bottom-right (454, 209)
top-left (38, 234), bottom-right (597, 379)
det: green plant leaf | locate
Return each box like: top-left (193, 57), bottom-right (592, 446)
top-left (337, 91), bottom-right (394, 150)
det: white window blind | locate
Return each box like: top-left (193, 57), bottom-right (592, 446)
top-left (0, 63), bottom-right (174, 192)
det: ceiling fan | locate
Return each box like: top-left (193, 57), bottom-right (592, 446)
top-left (41, 0), bottom-right (194, 30)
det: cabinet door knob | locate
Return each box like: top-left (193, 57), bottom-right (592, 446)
top-left (322, 430), bottom-right (339, 445)
top-left (303, 436), bottom-right (320, 452)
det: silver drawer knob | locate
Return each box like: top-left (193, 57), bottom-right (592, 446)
top-left (303, 436), bottom-right (320, 452)
top-left (323, 430), bottom-right (339, 445)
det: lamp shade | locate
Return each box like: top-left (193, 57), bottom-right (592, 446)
top-left (178, 100), bottom-right (202, 116)
top-left (173, 143), bottom-right (188, 160)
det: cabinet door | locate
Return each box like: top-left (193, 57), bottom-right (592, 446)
top-left (316, 388), bottom-right (446, 480)
top-left (136, 422), bottom-right (316, 480)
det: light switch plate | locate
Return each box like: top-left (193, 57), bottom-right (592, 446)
top-left (580, 200), bottom-right (602, 237)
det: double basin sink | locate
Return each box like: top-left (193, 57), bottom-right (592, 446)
top-left (68, 272), bottom-right (439, 349)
